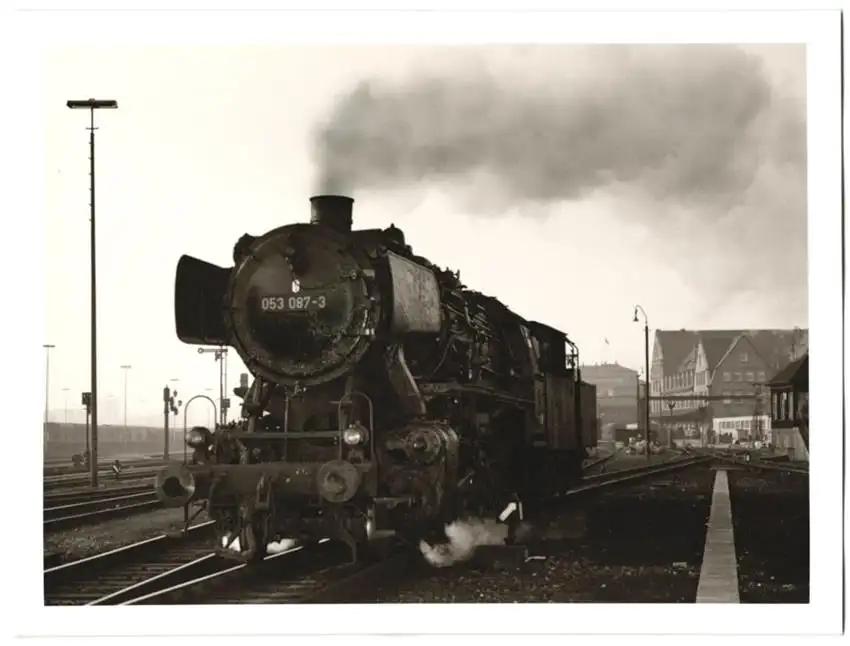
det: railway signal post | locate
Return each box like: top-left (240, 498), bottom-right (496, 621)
top-left (163, 386), bottom-right (171, 459)
top-left (198, 346), bottom-right (229, 427)
top-left (82, 391), bottom-right (92, 468)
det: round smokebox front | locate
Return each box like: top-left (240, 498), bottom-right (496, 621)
top-left (228, 224), bottom-right (378, 386)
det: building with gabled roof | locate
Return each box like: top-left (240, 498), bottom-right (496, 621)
top-left (649, 327), bottom-right (807, 443)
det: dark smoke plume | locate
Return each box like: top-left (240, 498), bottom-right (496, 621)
top-left (311, 45), bottom-right (807, 311)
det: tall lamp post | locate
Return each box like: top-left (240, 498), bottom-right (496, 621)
top-left (198, 347), bottom-right (229, 427)
top-left (43, 343), bottom-right (55, 424)
top-left (62, 387), bottom-right (70, 424)
top-left (666, 400), bottom-right (675, 449)
top-left (120, 365), bottom-right (132, 432)
top-left (633, 305), bottom-right (651, 462)
top-left (67, 97), bottom-right (118, 488)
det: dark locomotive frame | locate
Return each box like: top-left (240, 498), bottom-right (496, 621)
top-left (155, 195), bottom-right (598, 562)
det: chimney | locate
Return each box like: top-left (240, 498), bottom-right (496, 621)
top-left (310, 195), bottom-right (354, 233)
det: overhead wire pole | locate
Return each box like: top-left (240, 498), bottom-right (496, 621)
top-left (67, 98), bottom-right (118, 487)
top-left (120, 365), bottom-right (132, 432)
top-left (62, 388), bottom-right (70, 424)
top-left (43, 344), bottom-right (55, 424)
top-left (633, 305), bottom-right (651, 462)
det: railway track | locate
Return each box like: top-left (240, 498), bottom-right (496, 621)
top-left (574, 454), bottom-right (711, 492)
top-left (710, 452), bottom-right (809, 476)
top-left (43, 453), bottom-right (711, 606)
top-left (686, 446), bottom-right (808, 476)
top-left (43, 457), bottom-right (166, 477)
top-left (44, 483), bottom-right (152, 506)
top-left (43, 490), bottom-right (162, 531)
top-left (582, 452), bottom-right (614, 470)
top-left (125, 539), bottom-right (412, 605)
top-left (43, 467), bottom-right (163, 492)
top-left (44, 522), bottom-right (217, 605)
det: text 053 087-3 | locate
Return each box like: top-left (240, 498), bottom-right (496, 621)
top-left (260, 295), bottom-right (327, 312)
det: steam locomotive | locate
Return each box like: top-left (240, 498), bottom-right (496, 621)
top-left (155, 195), bottom-right (597, 562)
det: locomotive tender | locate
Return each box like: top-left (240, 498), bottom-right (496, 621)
top-left (155, 195), bottom-right (597, 562)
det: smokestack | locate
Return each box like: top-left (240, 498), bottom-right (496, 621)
top-left (310, 195), bottom-right (354, 233)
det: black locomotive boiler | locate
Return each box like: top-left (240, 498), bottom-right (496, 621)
top-left (156, 195), bottom-right (597, 562)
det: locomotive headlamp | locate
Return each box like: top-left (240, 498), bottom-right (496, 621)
top-left (342, 424), bottom-right (369, 446)
top-left (186, 426), bottom-right (213, 449)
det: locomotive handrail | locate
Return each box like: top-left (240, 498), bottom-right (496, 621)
top-left (180, 394), bottom-right (219, 532)
top-left (182, 394), bottom-right (219, 465)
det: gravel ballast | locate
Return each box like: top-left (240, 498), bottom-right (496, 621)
top-left (728, 468), bottom-right (809, 603)
top-left (370, 464), bottom-right (717, 603)
top-left (44, 506), bottom-right (210, 566)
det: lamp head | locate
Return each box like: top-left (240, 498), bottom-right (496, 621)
top-left (633, 308), bottom-right (639, 323)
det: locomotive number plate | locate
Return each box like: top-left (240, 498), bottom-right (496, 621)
top-left (259, 294), bottom-right (327, 312)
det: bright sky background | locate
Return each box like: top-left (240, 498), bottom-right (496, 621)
top-left (41, 43), bottom-right (807, 426)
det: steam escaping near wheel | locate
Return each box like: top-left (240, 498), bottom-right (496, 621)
top-left (419, 517), bottom-right (513, 568)
top-left (221, 534), bottom-right (297, 554)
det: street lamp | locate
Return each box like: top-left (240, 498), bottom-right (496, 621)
top-left (67, 97), bottom-right (118, 488)
top-left (120, 365), bottom-right (132, 432)
top-left (666, 400), bottom-right (675, 449)
top-left (62, 387), bottom-right (70, 424)
top-left (198, 347), bottom-right (229, 427)
top-left (633, 305), bottom-right (651, 462)
top-left (43, 344), bottom-right (55, 424)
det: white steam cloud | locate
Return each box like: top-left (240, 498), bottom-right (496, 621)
top-left (220, 534), bottom-right (298, 555)
top-left (420, 517), bottom-right (520, 568)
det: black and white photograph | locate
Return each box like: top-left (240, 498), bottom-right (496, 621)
top-left (12, 4), bottom-right (843, 641)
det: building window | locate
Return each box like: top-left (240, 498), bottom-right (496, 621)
top-left (723, 391), bottom-right (732, 404)
top-left (733, 372), bottom-right (742, 381)
top-left (723, 372), bottom-right (731, 382)
top-left (745, 372), bottom-right (755, 383)
top-left (758, 371), bottom-right (766, 382)
top-left (740, 352), bottom-right (748, 363)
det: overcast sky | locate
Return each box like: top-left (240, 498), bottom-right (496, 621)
top-left (41, 43), bottom-right (807, 426)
